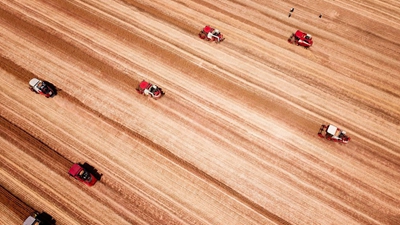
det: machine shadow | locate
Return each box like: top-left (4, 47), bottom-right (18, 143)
top-left (45, 81), bottom-right (58, 97)
top-left (82, 162), bottom-right (103, 181)
top-left (36, 211), bottom-right (56, 225)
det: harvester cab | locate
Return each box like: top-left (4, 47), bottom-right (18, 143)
top-left (149, 85), bottom-right (158, 93)
top-left (29, 78), bottom-right (43, 93)
top-left (212, 29), bottom-right (220, 36)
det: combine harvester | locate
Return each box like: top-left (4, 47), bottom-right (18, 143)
top-left (29, 78), bottom-right (56, 98)
top-left (318, 124), bottom-right (350, 144)
top-left (68, 163), bottom-right (98, 187)
top-left (136, 80), bottom-right (164, 99)
top-left (199, 25), bottom-right (225, 43)
top-left (288, 30), bottom-right (313, 48)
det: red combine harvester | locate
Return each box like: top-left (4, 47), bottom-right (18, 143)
top-left (29, 78), bottom-right (55, 98)
top-left (68, 163), bottom-right (97, 186)
top-left (288, 30), bottom-right (313, 48)
top-left (136, 80), bottom-right (164, 99)
top-left (199, 25), bottom-right (225, 43)
top-left (318, 124), bottom-right (350, 144)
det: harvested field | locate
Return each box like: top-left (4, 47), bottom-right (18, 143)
top-left (1, 0), bottom-right (400, 224)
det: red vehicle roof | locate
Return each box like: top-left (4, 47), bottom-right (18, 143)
top-left (295, 30), bottom-right (306, 38)
top-left (68, 163), bottom-right (83, 176)
top-left (139, 80), bottom-right (149, 90)
top-left (295, 30), bottom-right (312, 41)
top-left (203, 25), bottom-right (212, 33)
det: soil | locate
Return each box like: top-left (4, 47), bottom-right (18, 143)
top-left (1, 0), bottom-right (399, 224)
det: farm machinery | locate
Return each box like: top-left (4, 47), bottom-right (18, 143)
top-left (136, 80), bottom-right (164, 99)
top-left (288, 30), bottom-right (313, 48)
top-left (199, 25), bottom-right (225, 43)
top-left (318, 124), bottom-right (350, 144)
top-left (68, 163), bottom-right (97, 187)
top-left (23, 212), bottom-right (55, 225)
top-left (29, 78), bottom-right (56, 98)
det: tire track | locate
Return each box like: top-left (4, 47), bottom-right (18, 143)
top-left (1, 0), bottom-right (400, 224)
top-left (54, 87), bottom-right (293, 225)
top-left (0, 88), bottom-right (192, 224)
top-left (157, 93), bottom-right (400, 224)
top-left (1, 2), bottom-right (396, 223)
top-left (0, 103), bottom-right (179, 224)
top-left (0, 186), bottom-right (33, 223)
top-left (0, 116), bottom-right (71, 171)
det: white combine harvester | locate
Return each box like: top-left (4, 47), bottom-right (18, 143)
top-left (29, 78), bottom-right (55, 98)
top-left (318, 124), bottom-right (350, 144)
